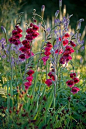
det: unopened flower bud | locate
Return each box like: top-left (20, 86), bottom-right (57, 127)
top-left (77, 18), bottom-right (84, 30)
top-left (55, 10), bottom-right (59, 17)
top-left (68, 14), bottom-right (73, 19)
top-left (79, 18), bottom-right (84, 22)
top-left (68, 97), bottom-right (71, 102)
top-left (1, 26), bottom-right (6, 33)
top-left (30, 23), bottom-right (33, 27)
top-left (59, 0), bottom-right (62, 7)
top-left (41, 5), bottom-right (45, 12)
top-left (34, 19), bottom-right (37, 22)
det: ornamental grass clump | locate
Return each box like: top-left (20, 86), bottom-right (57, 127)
top-left (0, 1), bottom-right (86, 129)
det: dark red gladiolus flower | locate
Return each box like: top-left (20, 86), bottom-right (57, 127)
top-left (51, 76), bottom-right (55, 81)
top-left (27, 69), bottom-right (34, 76)
top-left (12, 37), bottom-right (17, 42)
top-left (44, 51), bottom-right (51, 56)
top-left (32, 32), bottom-right (39, 38)
top-left (9, 37), bottom-right (16, 43)
top-left (63, 33), bottom-right (70, 39)
top-left (9, 109), bottom-right (12, 114)
top-left (34, 19), bottom-right (37, 22)
top-left (30, 23), bottom-right (33, 27)
top-left (63, 39), bottom-right (69, 46)
top-left (26, 28), bottom-right (34, 34)
top-left (15, 25), bottom-right (19, 29)
top-left (24, 82), bottom-right (32, 87)
top-left (25, 51), bottom-right (34, 59)
top-left (71, 87), bottom-right (80, 94)
top-left (70, 73), bottom-right (76, 79)
top-left (48, 75), bottom-right (55, 81)
top-left (15, 25), bottom-right (22, 33)
top-left (14, 40), bottom-right (21, 45)
top-left (46, 42), bottom-right (53, 48)
top-left (55, 49), bottom-right (63, 54)
top-left (25, 35), bottom-right (33, 41)
top-left (65, 46), bottom-right (74, 54)
top-left (24, 44), bottom-right (30, 49)
top-left (24, 82), bottom-right (32, 90)
top-left (63, 50), bottom-right (70, 56)
top-left (15, 33), bottom-right (22, 39)
top-left (22, 40), bottom-right (29, 45)
top-left (59, 37), bottom-right (61, 41)
top-left (44, 47), bottom-right (51, 51)
top-left (19, 54), bottom-right (25, 60)
top-left (48, 72), bottom-right (53, 78)
top-left (48, 72), bottom-right (55, 81)
top-left (17, 27), bottom-right (22, 33)
top-left (19, 47), bottom-right (28, 53)
top-left (12, 30), bottom-right (18, 36)
top-left (51, 69), bottom-right (55, 72)
top-left (41, 56), bottom-right (49, 65)
top-left (73, 77), bottom-right (79, 84)
top-left (26, 76), bottom-right (33, 82)
top-left (70, 41), bottom-right (76, 47)
top-left (45, 79), bottom-right (52, 87)
top-left (60, 56), bottom-right (65, 64)
top-left (33, 25), bottom-right (39, 31)
top-left (22, 40), bottom-right (30, 48)
top-left (66, 80), bottom-right (74, 87)
top-left (9, 37), bottom-right (13, 43)
top-left (65, 55), bottom-right (72, 62)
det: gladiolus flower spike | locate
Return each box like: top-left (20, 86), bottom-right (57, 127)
top-left (66, 73), bottom-right (80, 94)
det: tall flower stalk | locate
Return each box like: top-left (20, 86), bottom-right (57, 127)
top-left (0, 2), bottom-right (85, 128)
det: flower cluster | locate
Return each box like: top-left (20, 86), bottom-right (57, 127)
top-left (45, 69), bottom-right (55, 87)
top-left (9, 25), bottom-right (22, 45)
top-left (59, 33), bottom-right (76, 64)
top-left (24, 69), bottom-right (34, 90)
top-left (26, 23), bottom-right (39, 41)
top-left (19, 23), bottom-right (39, 60)
top-left (20, 22), bottom-right (39, 90)
top-left (66, 72), bottom-right (80, 94)
top-left (41, 42), bottom-right (53, 65)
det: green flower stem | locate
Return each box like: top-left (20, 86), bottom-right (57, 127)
top-left (68, 93), bottom-right (72, 127)
top-left (46, 60), bottom-right (48, 79)
top-left (59, 5), bottom-right (61, 20)
top-left (53, 52), bottom-right (57, 110)
top-left (56, 25), bottom-right (62, 88)
top-left (70, 60), bottom-right (74, 73)
top-left (30, 42), bottom-right (32, 57)
top-left (10, 64), bottom-right (13, 110)
top-left (36, 82), bottom-right (41, 111)
top-left (6, 75), bottom-right (10, 120)
top-left (53, 92), bottom-right (56, 111)
top-left (5, 33), bottom-right (8, 44)
top-left (84, 40), bottom-right (86, 62)
top-left (33, 70), bottom-right (38, 95)
top-left (21, 59), bottom-right (31, 89)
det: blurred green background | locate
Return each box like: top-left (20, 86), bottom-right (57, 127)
top-left (0, 0), bottom-right (86, 31)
